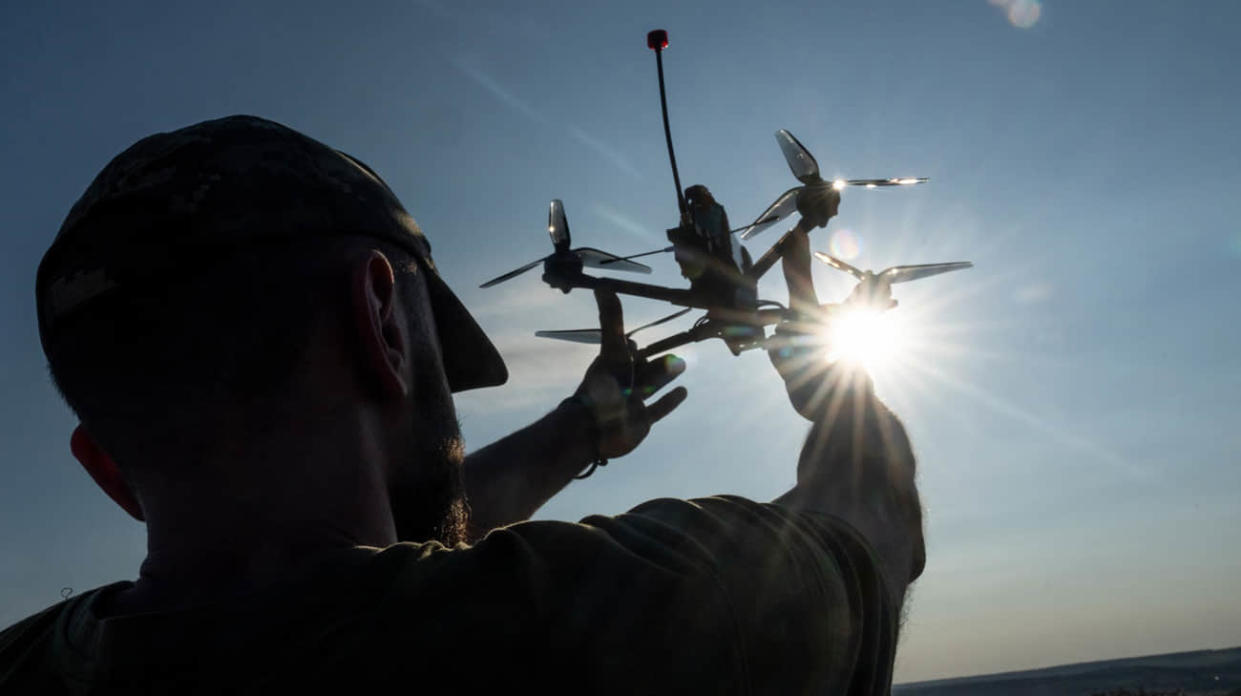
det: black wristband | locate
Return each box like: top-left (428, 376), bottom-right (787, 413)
top-left (561, 396), bottom-right (608, 479)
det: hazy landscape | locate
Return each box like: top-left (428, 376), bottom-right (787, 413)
top-left (896, 647), bottom-right (1241, 696)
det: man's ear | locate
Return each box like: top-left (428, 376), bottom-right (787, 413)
top-left (351, 250), bottom-right (410, 399)
top-left (70, 425), bottom-right (144, 522)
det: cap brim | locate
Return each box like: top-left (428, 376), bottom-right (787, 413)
top-left (424, 270), bottom-right (508, 392)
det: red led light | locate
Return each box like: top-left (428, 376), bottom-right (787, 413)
top-left (647, 29), bottom-right (668, 51)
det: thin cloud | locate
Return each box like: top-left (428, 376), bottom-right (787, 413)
top-left (457, 329), bottom-right (595, 415)
top-left (1014, 282), bottom-right (1053, 305)
top-left (568, 126), bottom-right (643, 180)
top-left (466, 281), bottom-right (563, 321)
top-left (906, 353), bottom-right (1138, 476)
top-left (451, 59), bottom-right (643, 180)
top-left (451, 58), bottom-right (547, 126)
top-left (591, 203), bottom-right (661, 243)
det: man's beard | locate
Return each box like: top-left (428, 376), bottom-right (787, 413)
top-left (389, 411), bottom-right (470, 547)
top-left (389, 357), bottom-right (466, 548)
top-left (387, 313), bottom-right (472, 547)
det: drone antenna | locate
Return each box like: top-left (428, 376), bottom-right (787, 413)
top-left (647, 29), bottom-right (688, 222)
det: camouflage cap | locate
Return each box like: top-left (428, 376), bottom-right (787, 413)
top-left (36, 114), bottom-right (507, 392)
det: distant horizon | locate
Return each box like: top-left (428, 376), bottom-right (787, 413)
top-left (897, 644), bottom-right (1241, 686)
top-left (895, 644), bottom-right (1241, 694)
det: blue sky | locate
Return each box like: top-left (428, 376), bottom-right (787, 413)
top-left (2, 0), bottom-right (1238, 683)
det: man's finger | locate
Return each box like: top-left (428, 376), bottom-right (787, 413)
top-left (646, 386), bottom-right (688, 424)
top-left (767, 323), bottom-right (829, 375)
top-left (635, 354), bottom-right (686, 398)
top-left (781, 229), bottom-right (819, 317)
top-left (594, 288), bottom-right (627, 363)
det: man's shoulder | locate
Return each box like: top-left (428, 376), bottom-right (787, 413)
top-left (0, 601), bottom-right (66, 656)
top-left (0, 503), bottom-right (893, 694)
top-left (0, 591), bottom-right (99, 693)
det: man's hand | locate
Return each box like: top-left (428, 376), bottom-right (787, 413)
top-left (765, 228), bottom-right (871, 421)
top-left (572, 289), bottom-right (688, 458)
top-left (462, 290), bottom-right (686, 536)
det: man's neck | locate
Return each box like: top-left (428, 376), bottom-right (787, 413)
top-left (110, 533), bottom-right (377, 616)
top-left (112, 410), bottom-right (401, 615)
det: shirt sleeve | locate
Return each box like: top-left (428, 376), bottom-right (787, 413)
top-left (369, 496), bottom-right (897, 695)
top-left (607, 496), bottom-right (898, 695)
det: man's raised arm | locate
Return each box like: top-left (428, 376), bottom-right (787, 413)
top-left (768, 228), bottom-right (925, 610)
top-left (463, 289), bottom-right (687, 537)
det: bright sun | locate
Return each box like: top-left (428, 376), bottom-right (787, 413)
top-left (824, 307), bottom-right (909, 374)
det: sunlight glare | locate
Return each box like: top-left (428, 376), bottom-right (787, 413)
top-left (829, 229), bottom-right (862, 260)
top-left (825, 307), bottom-right (908, 374)
top-left (988, 0), bottom-right (1041, 29)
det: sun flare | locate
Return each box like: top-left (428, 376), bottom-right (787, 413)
top-left (825, 307), bottom-right (909, 375)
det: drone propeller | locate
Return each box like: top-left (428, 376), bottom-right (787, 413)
top-left (738, 187), bottom-right (801, 240)
top-left (776, 129), bottom-right (821, 185)
top-left (813, 252), bottom-right (866, 281)
top-left (738, 129), bottom-right (928, 240)
top-left (532, 328), bottom-right (608, 344)
top-left (834, 178), bottom-right (929, 189)
top-left (480, 200), bottom-right (654, 288)
top-left (877, 260), bottom-right (974, 283)
top-left (479, 258), bottom-right (545, 288)
top-left (599, 245), bottom-right (674, 265)
top-left (575, 248), bottom-right (652, 273)
top-left (535, 307), bottom-right (692, 344)
top-left (548, 198), bottom-right (570, 251)
top-left (813, 251), bottom-right (973, 284)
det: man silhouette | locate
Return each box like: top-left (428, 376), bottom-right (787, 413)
top-left (0, 116), bottom-right (922, 694)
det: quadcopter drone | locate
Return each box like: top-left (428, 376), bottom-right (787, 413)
top-left (481, 29), bottom-right (972, 361)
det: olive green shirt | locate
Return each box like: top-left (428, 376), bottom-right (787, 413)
top-left (0, 496), bottom-right (896, 694)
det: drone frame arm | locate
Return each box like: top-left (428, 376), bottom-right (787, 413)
top-left (636, 324), bottom-right (713, 359)
top-left (635, 309), bottom-right (788, 360)
top-left (544, 269), bottom-right (708, 308)
top-left (746, 217), bottom-right (814, 282)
